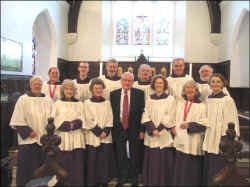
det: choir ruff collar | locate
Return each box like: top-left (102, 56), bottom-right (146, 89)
top-left (26, 91), bottom-right (45, 97)
top-left (47, 80), bottom-right (62, 85)
top-left (105, 74), bottom-right (120, 81)
top-left (76, 76), bottom-right (90, 84)
top-left (184, 97), bottom-right (201, 103)
top-left (150, 93), bottom-right (168, 100)
top-left (196, 77), bottom-right (208, 84)
top-left (171, 73), bottom-right (186, 78)
top-left (61, 97), bottom-right (79, 102)
top-left (90, 96), bottom-right (105, 102)
top-left (138, 80), bottom-right (151, 85)
top-left (208, 91), bottom-right (226, 99)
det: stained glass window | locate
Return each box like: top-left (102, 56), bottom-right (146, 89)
top-left (32, 37), bottom-right (37, 75)
top-left (155, 18), bottom-right (170, 45)
top-left (115, 18), bottom-right (129, 45)
top-left (133, 15), bottom-right (151, 45)
top-left (112, 1), bottom-right (175, 60)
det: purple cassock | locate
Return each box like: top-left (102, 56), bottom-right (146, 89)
top-left (84, 97), bottom-right (116, 186)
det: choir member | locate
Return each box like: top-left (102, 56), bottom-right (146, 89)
top-left (42, 67), bottom-right (62, 102)
top-left (84, 78), bottom-right (115, 187)
top-left (133, 64), bottom-right (154, 100)
top-left (167, 58), bottom-right (193, 101)
top-left (52, 79), bottom-right (86, 186)
top-left (98, 58), bottom-right (121, 100)
top-left (141, 74), bottom-right (176, 186)
top-left (9, 76), bottom-right (53, 186)
top-left (73, 61), bottom-right (91, 101)
top-left (197, 65), bottom-right (230, 101)
top-left (172, 80), bottom-right (208, 186)
top-left (202, 73), bottom-right (240, 186)
top-left (110, 72), bottom-right (145, 186)
top-left (133, 64), bottom-right (154, 176)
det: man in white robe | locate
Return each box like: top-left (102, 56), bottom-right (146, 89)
top-left (96, 59), bottom-right (121, 100)
top-left (9, 76), bottom-right (53, 186)
top-left (167, 58), bottom-right (193, 101)
top-left (73, 61), bottom-right (91, 101)
top-left (133, 64), bottom-right (154, 100)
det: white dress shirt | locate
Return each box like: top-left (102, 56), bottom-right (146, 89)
top-left (120, 89), bottom-right (131, 120)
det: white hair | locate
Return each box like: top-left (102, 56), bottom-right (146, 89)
top-left (138, 64), bottom-right (152, 71)
top-left (107, 58), bottom-right (119, 65)
top-left (29, 76), bottom-right (42, 87)
top-left (181, 80), bottom-right (201, 99)
top-left (199, 65), bottom-right (213, 74)
top-left (121, 72), bottom-right (134, 80)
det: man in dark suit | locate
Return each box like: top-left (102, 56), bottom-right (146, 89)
top-left (110, 72), bottom-right (145, 186)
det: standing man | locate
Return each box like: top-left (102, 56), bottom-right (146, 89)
top-left (133, 64), bottom-right (154, 100)
top-left (197, 65), bottom-right (230, 101)
top-left (167, 58), bottom-right (193, 101)
top-left (98, 58), bottom-right (121, 100)
top-left (73, 61), bottom-right (91, 101)
top-left (110, 72), bottom-right (145, 186)
top-left (42, 67), bottom-right (62, 102)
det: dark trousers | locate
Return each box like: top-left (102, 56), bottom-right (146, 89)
top-left (114, 129), bottom-right (139, 184)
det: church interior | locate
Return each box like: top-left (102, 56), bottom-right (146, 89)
top-left (1, 1), bottom-right (249, 186)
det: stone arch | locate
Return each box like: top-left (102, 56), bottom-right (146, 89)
top-left (230, 8), bottom-right (249, 87)
top-left (32, 9), bottom-right (57, 82)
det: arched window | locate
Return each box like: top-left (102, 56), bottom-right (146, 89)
top-left (112, 1), bottom-right (175, 61)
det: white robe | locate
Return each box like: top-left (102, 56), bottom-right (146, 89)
top-left (84, 99), bottom-right (113, 147)
top-left (52, 100), bottom-right (86, 151)
top-left (173, 100), bottom-right (208, 156)
top-left (133, 81), bottom-right (155, 101)
top-left (42, 82), bottom-right (61, 102)
top-left (202, 95), bottom-right (240, 155)
top-left (73, 79), bottom-right (91, 102)
top-left (97, 75), bottom-right (121, 100)
top-left (198, 83), bottom-right (230, 101)
top-left (9, 94), bottom-right (53, 145)
top-left (167, 75), bottom-right (193, 101)
top-left (141, 95), bottom-right (176, 149)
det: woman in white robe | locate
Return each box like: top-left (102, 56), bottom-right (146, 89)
top-left (42, 67), bottom-right (62, 102)
top-left (9, 76), bottom-right (53, 186)
top-left (172, 80), bottom-right (208, 186)
top-left (141, 74), bottom-right (176, 186)
top-left (197, 65), bottom-right (230, 101)
top-left (167, 58), bottom-right (193, 101)
top-left (52, 79), bottom-right (86, 186)
top-left (84, 78), bottom-right (115, 187)
top-left (73, 61), bottom-right (91, 102)
top-left (202, 73), bottom-right (240, 186)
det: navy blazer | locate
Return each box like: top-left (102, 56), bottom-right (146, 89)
top-left (110, 88), bottom-right (145, 141)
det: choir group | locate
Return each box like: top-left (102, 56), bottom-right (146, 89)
top-left (10, 58), bottom-right (240, 187)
